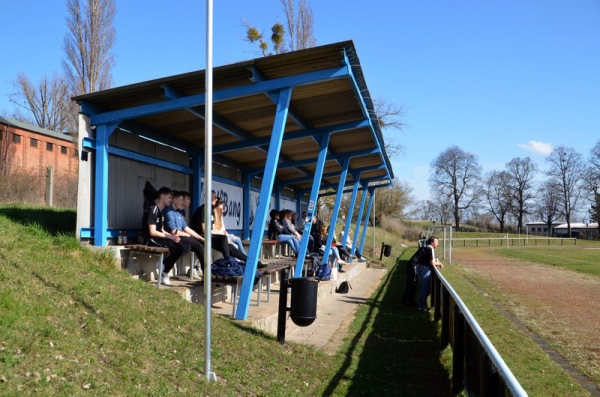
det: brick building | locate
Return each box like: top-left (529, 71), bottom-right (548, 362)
top-left (0, 116), bottom-right (78, 177)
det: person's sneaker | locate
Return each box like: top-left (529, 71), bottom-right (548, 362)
top-left (161, 272), bottom-right (172, 286)
top-left (338, 259), bottom-right (347, 265)
top-left (358, 257), bottom-right (367, 263)
top-left (338, 269), bottom-right (346, 273)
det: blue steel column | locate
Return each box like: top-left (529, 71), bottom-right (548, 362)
top-left (359, 187), bottom-right (375, 254)
top-left (294, 133), bottom-right (331, 278)
top-left (341, 173), bottom-right (361, 259)
top-left (235, 87), bottom-right (292, 320)
top-left (352, 182), bottom-right (369, 253)
top-left (322, 158), bottom-right (350, 263)
top-left (93, 122), bottom-right (118, 246)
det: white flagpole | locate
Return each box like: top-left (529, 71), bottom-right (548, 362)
top-left (204, 0), bottom-right (216, 382)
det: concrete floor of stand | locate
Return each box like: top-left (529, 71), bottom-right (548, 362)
top-left (209, 260), bottom-right (387, 355)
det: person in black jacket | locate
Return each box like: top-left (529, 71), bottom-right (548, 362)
top-left (415, 236), bottom-right (444, 311)
top-left (401, 245), bottom-right (423, 307)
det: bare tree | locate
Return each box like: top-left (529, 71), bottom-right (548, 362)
top-left (280, 0), bottom-right (316, 51)
top-left (9, 0), bottom-right (116, 133)
top-left (372, 98), bottom-right (406, 159)
top-left (535, 180), bottom-right (562, 236)
top-left (0, 125), bottom-right (15, 176)
top-left (545, 146), bottom-right (585, 237)
top-left (63, 0), bottom-right (116, 96)
top-left (9, 73), bottom-right (75, 133)
top-left (429, 145), bottom-right (482, 230)
top-left (416, 198), bottom-right (452, 225)
top-left (337, 178), bottom-right (414, 226)
top-left (585, 139), bottom-right (600, 228)
top-left (505, 157), bottom-right (537, 232)
top-left (485, 170), bottom-right (513, 233)
top-left (244, 0), bottom-right (315, 56)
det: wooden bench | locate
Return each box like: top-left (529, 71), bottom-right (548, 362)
top-left (255, 262), bottom-right (292, 304)
top-left (125, 244), bottom-right (172, 286)
top-left (241, 239), bottom-right (284, 261)
top-left (124, 244), bottom-right (278, 315)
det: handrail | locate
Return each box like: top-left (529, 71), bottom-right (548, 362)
top-left (432, 266), bottom-right (528, 396)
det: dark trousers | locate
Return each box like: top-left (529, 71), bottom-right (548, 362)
top-left (211, 234), bottom-right (231, 258)
top-left (178, 236), bottom-right (205, 271)
top-left (147, 238), bottom-right (185, 274)
top-left (401, 263), bottom-right (418, 306)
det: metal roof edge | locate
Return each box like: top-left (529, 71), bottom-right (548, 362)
top-left (0, 116), bottom-right (75, 142)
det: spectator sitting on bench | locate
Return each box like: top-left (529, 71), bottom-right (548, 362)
top-left (268, 209), bottom-right (298, 257)
top-left (191, 191), bottom-right (259, 266)
top-left (314, 224), bottom-right (347, 272)
top-left (213, 197), bottom-right (266, 267)
top-left (142, 186), bottom-right (185, 286)
top-left (338, 228), bottom-right (367, 263)
top-left (213, 197), bottom-right (246, 256)
top-left (163, 190), bottom-right (205, 277)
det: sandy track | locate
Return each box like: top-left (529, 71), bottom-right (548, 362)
top-left (452, 248), bottom-right (600, 391)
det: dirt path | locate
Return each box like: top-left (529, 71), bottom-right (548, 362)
top-left (451, 248), bottom-right (600, 393)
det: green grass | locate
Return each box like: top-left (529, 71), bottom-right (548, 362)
top-left (439, 263), bottom-right (592, 397)
top-left (1, 204), bottom-right (595, 396)
top-left (0, 205), bottom-right (455, 396)
top-left (492, 244), bottom-right (600, 276)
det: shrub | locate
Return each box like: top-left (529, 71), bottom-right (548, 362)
top-left (0, 170), bottom-right (77, 208)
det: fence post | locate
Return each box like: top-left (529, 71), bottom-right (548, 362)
top-left (45, 166), bottom-right (54, 207)
top-left (440, 288), bottom-right (450, 348)
top-left (452, 305), bottom-right (465, 394)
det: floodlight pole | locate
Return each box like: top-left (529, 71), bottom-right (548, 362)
top-left (204, 0), bottom-right (217, 382)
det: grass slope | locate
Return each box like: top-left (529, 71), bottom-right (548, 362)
top-left (0, 206), bottom-right (454, 396)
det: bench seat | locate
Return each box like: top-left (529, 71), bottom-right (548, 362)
top-left (124, 244), bottom-right (291, 316)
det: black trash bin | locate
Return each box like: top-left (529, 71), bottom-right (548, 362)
top-left (290, 277), bottom-right (318, 326)
top-left (383, 244), bottom-right (392, 257)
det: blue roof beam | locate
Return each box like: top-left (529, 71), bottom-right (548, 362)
top-left (248, 65), bottom-right (309, 131)
top-left (278, 163), bottom-right (387, 186)
top-left (214, 119), bottom-right (369, 154)
top-left (86, 66), bottom-right (349, 126)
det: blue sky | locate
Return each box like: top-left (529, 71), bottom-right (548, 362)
top-left (2, 1), bottom-right (599, 201)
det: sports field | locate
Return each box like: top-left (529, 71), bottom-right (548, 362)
top-left (448, 242), bottom-right (600, 395)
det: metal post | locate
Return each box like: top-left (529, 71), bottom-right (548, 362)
top-left (277, 268), bottom-right (290, 344)
top-left (203, 0), bottom-right (217, 382)
top-left (453, 306), bottom-right (465, 394)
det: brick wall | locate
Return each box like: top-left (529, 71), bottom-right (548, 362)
top-left (0, 121), bottom-right (78, 177)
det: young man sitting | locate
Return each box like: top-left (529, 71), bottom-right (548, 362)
top-left (142, 187), bottom-right (185, 286)
top-left (164, 190), bottom-right (206, 278)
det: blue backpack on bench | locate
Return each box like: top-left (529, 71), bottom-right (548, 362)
top-left (316, 262), bottom-right (331, 281)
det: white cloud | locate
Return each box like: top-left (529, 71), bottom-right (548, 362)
top-left (518, 141), bottom-right (553, 155)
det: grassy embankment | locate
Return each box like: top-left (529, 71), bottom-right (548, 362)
top-left (1, 204), bottom-right (596, 396)
top-left (0, 204), bottom-right (452, 396)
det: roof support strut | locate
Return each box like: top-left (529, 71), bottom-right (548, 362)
top-left (359, 187), bottom-right (376, 255)
top-left (236, 87), bottom-right (293, 320)
top-left (322, 158), bottom-right (350, 265)
top-left (340, 173), bottom-right (362, 261)
top-left (294, 132), bottom-right (331, 278)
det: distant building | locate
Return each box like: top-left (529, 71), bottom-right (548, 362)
top-left (553, 222), bottom-right (599, 239)
top-left (525, 221), bottom-right (562, 236)
top-left (0, 116), bottom-right (78, 177)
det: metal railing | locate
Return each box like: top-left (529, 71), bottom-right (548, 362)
top-left (452, 237), bottom-right (576, 248)
top-left (431, 267), bottom-right (528, 396)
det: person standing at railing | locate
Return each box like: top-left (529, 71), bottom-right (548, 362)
top-left (416, 235), bottom-right (444, 312)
